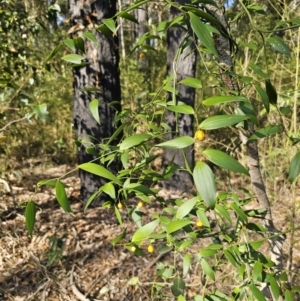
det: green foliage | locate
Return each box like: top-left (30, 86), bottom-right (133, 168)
top-left (23, 0), bottom-right (300, 300)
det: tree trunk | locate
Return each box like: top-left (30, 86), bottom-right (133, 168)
top-left (68, 0), bottom-right (121, 202)
top-left (161, 1), bottom-right (197, 192)
top-left (205, 1), bottom-right (285, 298)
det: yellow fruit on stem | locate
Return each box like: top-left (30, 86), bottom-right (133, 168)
top-left (117, 202), bottom-right (123, 209)
top-left (194, 130), bottom-right (205, 141)
top-left (196, 220), bottom-right (204, 227)
top-left (137, 201), bottom-right (143, 208)
top-left (147, 245), bottom-right (154, 253)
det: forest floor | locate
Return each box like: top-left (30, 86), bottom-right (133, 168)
top-left (0, 162), bottom-right (300, 301)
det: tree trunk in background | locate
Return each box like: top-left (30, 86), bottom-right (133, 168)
top-left (162, 1), bottom-right (197, 192)
top-left (133, 4), bottom-right (148, 43)
top-left (69, 0), bottom-right (121, 202)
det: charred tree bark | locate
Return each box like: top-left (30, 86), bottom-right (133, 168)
top-left (69, 0), bottom-right (121, 202)
top-left (161, 0), bottom-right (197, 192)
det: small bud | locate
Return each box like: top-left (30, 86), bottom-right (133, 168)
top-left (137, 201), bottom-right (143, 208)
top-left (130, 246), bottom-right (136, 252)
top-left (117, 202), bottom-right (123, 209)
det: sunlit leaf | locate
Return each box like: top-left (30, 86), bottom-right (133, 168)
top-left (176, 197), bottom-right (198, 219)
top-left (89, 99), bottom-right (100, 124)
top-left (189, 12), bottom-right (218, 56)
top-left (203, 95), bottom-right (248, 106)
top-left (179, 77), bottom-right (202, 89)
top-left (156, 136), bottom-right (195, 149)
top-left (120, 134), bottom-right (151, 150)
top-left (78, 163), bottom-right (120, 184)
top-left (193, 162), bottom-right (216, 209)
top-left (167, 220), bottom-right (193, 234)
top-left (83, 31), bottom-right (97, 43)
top-left (132, 219), bottom-right (159, 245)
top-left (201, 258), bottom-right (215, 281)
top-left (167, 104), bottom-right (194, 114)
top-left (199, 115), bottom-right (247, 130)
top-left (61, 54), bottom-right (85, 64)
top-left (203, 149), bottom-right (249, 175)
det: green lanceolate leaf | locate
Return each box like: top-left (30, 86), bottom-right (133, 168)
top-left (111, 228), bottom-right (127, 246)
top-left (288, 151), bottom-right (300, 183)
top-left (249, 63), bottom-right (267, 79)
top-left (203, 95), bottom-right (248, 106)
top-left (201, 258), bottom-right (215, 281)
top-left (265, 79), bottom-right (277, 105)
top-left (78, 163), bottom-right (120, 184)
top-left (101, 182), bottom-right (116, 199)
top-left (171, 277), bottom-right (186, 297)
top-left (156, 136), bottom-right (195, 149)
top-left (267, 37), bottom-right (291, 57)
top-left (248, 125), bottom-right (283, 143)
top-left (193, 162), bottom-right (216, 209)
top-left (203, 149), bottom-right (249, 175)
top-left (120, 133), bottom-right (151, 150)
top-left (179, 77), bottom-right (202, 89)
top-left (64, 38), bottom-right (76, 52)
top-left (255, 85), bottom-right (270, 113)
top-left (118, 11), bottom-right (138, 23)
top-left (132, 219), bottom-right (159, 245)
top-left (176, 197), bottom-right (198, 219)
top-left (269, 276), bottom-right (280, 301)
top-left (61, 54), bottom-right (85, 64)
top-left (25, 201), bottom-right (36, 236)
top-left (89, 99), bottom-right (100, 124)
top-left (249, 284), bottom-right (267, 301)
top-left (82, 31), bottom-right (97, 43)
top-left (56, 180), bottom-right (72, 214)
top-left (167, 220), bottom-right (193, 234)
top-left (284, 290), bottom-right (293, 301)
top-left (231, 203), bottom-right (248, 222)
top-left (167, 104), bottom-right (194, 114)
top-left (189, 12), bottom-right (218, 57)
top-left (102, 18), bottom-right (116, 34)
top-left (199, 115), bottom-right (247, 130)
top-left (45, 43), bottom-right (62, 64)
top-left (74, 37), bottom-right (85, 53)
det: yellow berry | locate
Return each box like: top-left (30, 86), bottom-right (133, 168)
top-left (147, 245), bottom-right (154, 253)
top-left (196, 220), bottom-right (204, 227)
top-left (194, 130), bottom-right (205, 141)
top-left (137, 201), bottom-right (143, 208)
top-left (139, 52), bottom-right (145, 59)
top-left (117, 202), bottom-right (123, 209)
top-left (130, 246), bottom-right (136, 252)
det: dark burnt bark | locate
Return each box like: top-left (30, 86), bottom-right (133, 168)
top-left (69, 0), bottom-right (121, 202)
top-left (162, 1), bottom-right (197, 192)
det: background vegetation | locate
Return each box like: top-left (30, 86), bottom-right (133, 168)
top-left (1, 0), bottom-right (300, 300)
